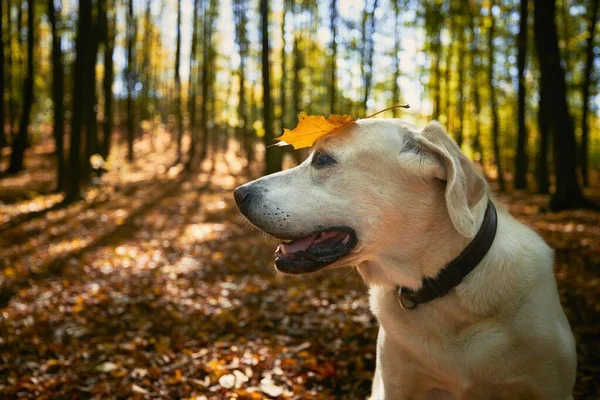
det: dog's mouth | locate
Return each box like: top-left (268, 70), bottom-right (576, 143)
top-left (274, 228), bottom-right (357, 274)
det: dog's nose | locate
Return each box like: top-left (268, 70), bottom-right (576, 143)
top-left (233, 185), bottom-right (251, 211)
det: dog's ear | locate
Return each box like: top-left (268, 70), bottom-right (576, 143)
top-left (412, 121), bottom-right (487, 237)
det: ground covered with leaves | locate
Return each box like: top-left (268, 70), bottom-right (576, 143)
top-left (1, 139), bottom-right (599, 399)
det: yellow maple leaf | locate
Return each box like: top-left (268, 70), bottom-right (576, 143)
top-left (275, 114), bottom-right (356, 149)
top-left (275, 105), bottom-right (410, 149)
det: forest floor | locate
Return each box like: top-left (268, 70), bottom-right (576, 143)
top-left (0, 135), bottom-right (599, 399)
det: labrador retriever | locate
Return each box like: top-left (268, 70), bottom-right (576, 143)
top-left (234, 119), bottom-right (576, 400)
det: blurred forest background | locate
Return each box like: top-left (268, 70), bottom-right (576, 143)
top-left (1, 0), bottom-right (600, 398)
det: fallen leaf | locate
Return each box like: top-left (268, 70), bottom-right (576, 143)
top-left (219, 373), bottom-right (236, 389)
top-left (97, 362), bottom-right (118, 373)
top-left (260, 376), bottom-right (283, 397)
top-left (131, 384), bottom-right (149, 394)
top-left (233, 369), bottom-right (248, 388)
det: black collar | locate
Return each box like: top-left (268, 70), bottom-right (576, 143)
top-left (398, 200), bottom-right (498, 309)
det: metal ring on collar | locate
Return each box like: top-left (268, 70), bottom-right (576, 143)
top-left (397, 287), bottom-right (417, 310)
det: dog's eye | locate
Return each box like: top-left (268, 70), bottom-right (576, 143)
top-left (312, 152), bottom-right (336, 168)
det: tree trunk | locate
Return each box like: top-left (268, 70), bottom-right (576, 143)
top-left (444, 4), bottom-right (453, 129)
top-left (533, 0), bottom-right (587, 210)
top-left (48, 0), bottom-right (66, 191)
top-left (488, 0), bottom-right (505, 191)
top-left (199, 0), bottom-right (216, 162)
top-left (536, 87), bottom-right (550, 194)
top-left (174, 0), bottom-right (182, 162)
top-left (432, 46), bottom-right (441, 119)
top-left (261, 0), bottom-right (282, 174)
top-left (468, 3), bottom-right (483, 164)
top-left (455, 5), bottom-right (465, 147)
top-left (444, 40), bottom-right (452, 130)
top-left (11, 0), bottom-right (22, 141)
top-left (559, 0), bottom-right (575, 84)
top-left (126, 0), bottom-right (136, 162)
top-left (515, 0), bottom-right (529, 189)
top-left (426, 0), bottom-right (443, 121)
top-left (291, 5), bottom-right (303, 166)
top-left (292, 30), bottom-right (302, 119)
top-left (391, 0), bottom-right (401, 117)
top-left (185, 0), bottom-right (200, 170)
top-left (7, 0), bottom-right (34, 174)
top-left (329, 0), bottom-right (337, 114)
top-left (102, 2), bottom-right (115, 158)
top-left (280, 0), bottom-right (288, 129)
top-left (66, 0), bottom-right (92, 201)
top-left (234, 0), bottom-right (251, 162)
top-left (140, 0), bottom-right (152, 123)
top-left (6, 0), bottom-right (15, 141)
top-left (83, 2), bottom-right (100, 181)
top-left (250, 80), bottom-right (259, 158)
top-left (0, 0), bottom-right (5, 154)
top-left (360, 0), bottom-right (378, 116)
top-left (580, 0), bottom-right (599, 187)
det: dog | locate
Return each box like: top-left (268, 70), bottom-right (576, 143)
top-left (234, 119), bottom-right (576, 400)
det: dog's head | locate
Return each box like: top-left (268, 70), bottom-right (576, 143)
top-left (234, 119), bottom-right (487, 277)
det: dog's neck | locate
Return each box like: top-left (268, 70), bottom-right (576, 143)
top-left (356, 196), bottom-right (490, 292)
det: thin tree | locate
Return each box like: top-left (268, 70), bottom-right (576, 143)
top-left (6, 0), bottom-right (15, 141)
top-left (580, 0), bottom-right (599, 187)
top-left (533, 0), bottom-right (588, 210)
top-left (47, 0), bottom-right (66, 190)
top-left (7, 0), bottom-right (34, 174)
top-left (66, 0), bottom-right (93, 201)
top-left (101, 1), bottom-right (116, 158)
top-left (233, 0), bottom-right (251, 162)
top-left (468, 2), bottom-right (484, 164)
top-left (0, 0), bottom-right (5, 156)
top-left (426, 1), bottom-right (443, 120)
top-left (281, 0), bottom-right (289, 127)
top-left (536, 84), bottom-right (550, 194)
top-left (559, 0), bottom-right (575, 84)
top-left (185, 0), bottom-right (200, 170)
top-left (126, 0), bottom-right (136, 162)
top-left (514, 0), bottom-right (529, 189)
top-left (174, 0), bottom-right (183, 162)
top-left (140, 0), bottom-right (153, 122)
top-left (7, 0), bottom-right (20, 140)
top-left (292, 10), bottom-right (303, 120)
top-left (391, 0), bottom-right (401, 117)
top-left (261, 0), bottom-right (282, 174)
top-left (360, 0), bottom-right (378, 115)
top-left (199, 0), bottom-right (216, 162)
top-left (83, 1), bottom-right (101, 180)
top-left (329, 0), bottom-right (337, 114)
top-left (454, 2), bottom-right (466, 147)
top-left (5, 0), bottom-right (13, 141)
top-left (443, 3), bottom-right (453, 129)
top-left (487, 0), bottom-right (505, 191)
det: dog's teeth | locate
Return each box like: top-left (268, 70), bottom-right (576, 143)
top-left (280, 244), bottom-right (288, 254)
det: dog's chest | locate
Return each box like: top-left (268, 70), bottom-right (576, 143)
top-left (369, 288), bottom-right (515, 387)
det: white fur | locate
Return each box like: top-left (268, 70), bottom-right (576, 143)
top-left (237, 119), bottom-right (576, 400)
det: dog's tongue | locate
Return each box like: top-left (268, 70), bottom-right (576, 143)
top-left (280, 231), bottom-right (348, 254)
top-left (281, 234), bottom-right (318, 253)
